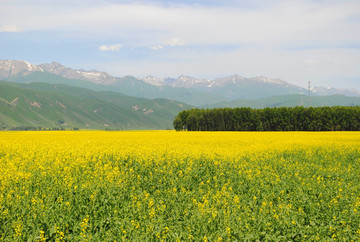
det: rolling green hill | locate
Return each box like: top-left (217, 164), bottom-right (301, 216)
top-left (201, 94), bottom-right (360, 109)
top-left (0, 81), bottom-right (193, 130)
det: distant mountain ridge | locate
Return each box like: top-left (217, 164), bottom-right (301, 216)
top-left (143, 75), bottom-right (294, 88)
top-left (38, 62), bottom-right (117, 84)
top-left (312, 86), bottom-right (360, 96)
top-left (202, 94), bottom-right (360, 109)
top-left (0, 60), bottom-right (44, 78)
top-left (1, 60), bottom-right (360, 106)
top-left (142, 75), bottom-right (360, 96)
top-left (0, 60), bottom-right (117, 85)
top-left (0, 60), bottom-right (224, 106)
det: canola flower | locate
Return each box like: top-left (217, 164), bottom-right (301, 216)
top-left (0, 131), bottom-right (360, 240)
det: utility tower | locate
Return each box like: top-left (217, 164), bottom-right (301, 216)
top-left (308, 81), bottom-right (311, 107)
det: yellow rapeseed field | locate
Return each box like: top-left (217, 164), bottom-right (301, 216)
top-left (1, 131), bottom-right (360, 240)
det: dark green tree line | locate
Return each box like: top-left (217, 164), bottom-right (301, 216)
top-left (174, 106), bottom-right (360, 131)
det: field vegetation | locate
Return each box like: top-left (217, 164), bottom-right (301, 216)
top-left (1, 131), bottom-right (360, 240)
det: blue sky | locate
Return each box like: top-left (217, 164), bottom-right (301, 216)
top-left (1, 0), bottom-right (360, 89)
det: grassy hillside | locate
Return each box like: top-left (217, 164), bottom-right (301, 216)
top-left (0, 81), bottom-right (193, 130)
top-left (202, 94), bottom-right (360, 108)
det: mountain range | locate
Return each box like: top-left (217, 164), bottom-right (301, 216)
top-left (1, 60), bottom-right (360, 106)
top-left (142, 75), bottom-right (306, 100)
top-left (1, 59), bottom-right (359, 130)
top-left (202, 94), bottom-right (360, 109)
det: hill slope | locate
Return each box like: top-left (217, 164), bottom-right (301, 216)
top-left (0, 81), bottom-right (193, 130)
top-left (202, 94), bottom-right (360, 109)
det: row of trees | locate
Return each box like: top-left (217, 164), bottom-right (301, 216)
top-left (173, 106), bottom-right (360, 131)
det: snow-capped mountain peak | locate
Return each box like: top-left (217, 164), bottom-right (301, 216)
top-left (38, 62), bottom-right (67, 74)
top-left (38, 62), bottom-right (116, 84)
top-left (312, 86), bottom-right (360, 96)
top-left (142, 76), bottom-right (165, 86)
top-left (212, 75), bottom-right (246, 87)
top-left (0, 60), bottom-right (43, 79)
top-left (251, 76), bottom-right (286, 85)
top-left (24, 61), bottom-right (44, 72)
top-left (170, 75), bottom-right (211, 88)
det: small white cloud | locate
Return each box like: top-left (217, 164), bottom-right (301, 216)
top-left (151, 45), bottom-right (164, 50)
top-left (99, 44), bottom-right (123, 51)
top-left (166, 38), bottom-right (185, 47)
top-left (151, 38), bottom-right (184, 50)
top-left (0, 25), bottom-right (21, 32)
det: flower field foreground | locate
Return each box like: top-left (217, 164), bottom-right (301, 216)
top-left (1, 131), bottom-right (360, 240)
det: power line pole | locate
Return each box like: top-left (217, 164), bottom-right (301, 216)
top-left (308, 81), bottom-right (311, 107)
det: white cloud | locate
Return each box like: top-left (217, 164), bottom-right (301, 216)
top-left (151, 38), bottom-right (184, 50)
top-left (99, 44), bottom-right (123, 51)
top-left (0, 25), bottom-right (21, 32)
top-left (151, 45), bottom-right (164, 50)
top-left (166, 38), bottom-right (185, 47)
top-left (2, 1), bottom-right (359, 47)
